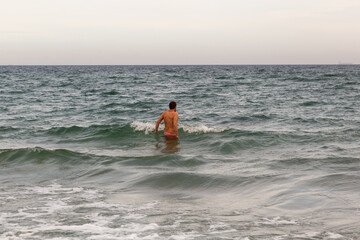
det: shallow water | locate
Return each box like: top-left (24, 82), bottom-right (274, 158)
top-left (1, 65), bottom-right (360, 239)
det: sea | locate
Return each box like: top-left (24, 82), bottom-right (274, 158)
top-left (0, 65), bottom-right (359, 239)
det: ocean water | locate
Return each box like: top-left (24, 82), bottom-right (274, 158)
top-left (0, 65), bottom-right (360, 239)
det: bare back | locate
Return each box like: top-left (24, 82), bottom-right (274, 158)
top-left (163, 110), bottom-right (178, 133)
top-left (155, 109), bottom-right (179, 137)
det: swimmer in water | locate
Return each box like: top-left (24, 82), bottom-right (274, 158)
top-left (155, 101), bottom-right (179, 139)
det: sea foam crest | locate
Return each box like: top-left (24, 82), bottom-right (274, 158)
top-left (130, 121), bottom-right (160, 134)
top-left (130, 121), bottom-right (225, 134)
top-left (181, 124), bottom-right (226, 133)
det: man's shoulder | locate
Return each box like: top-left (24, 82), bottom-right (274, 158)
top-left (170, 111), bottom-right (178, 116)
top-left (163, 111), bottom-right (178, 116)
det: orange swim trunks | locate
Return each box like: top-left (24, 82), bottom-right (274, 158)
top-left (164, 131), bottom-right (177, 138)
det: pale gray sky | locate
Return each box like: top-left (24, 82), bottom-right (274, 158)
top-left (1, 0), bottom-right (359, 65)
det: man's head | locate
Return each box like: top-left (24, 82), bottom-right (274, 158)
top-left (169, 101), bottom-right (176, 110)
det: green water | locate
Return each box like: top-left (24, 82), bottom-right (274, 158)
top-left (1, 65), bottom-right (360, 239)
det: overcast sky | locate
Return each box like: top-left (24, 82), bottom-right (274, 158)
top-left (1, 0), bottom-right (359, 65)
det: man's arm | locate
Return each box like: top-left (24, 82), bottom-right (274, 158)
top-left (155, 112), bottom-right (164, 134)
top-left (174, 113), bottom-right (179, 137)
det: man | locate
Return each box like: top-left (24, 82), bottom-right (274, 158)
top-left (155, 101), bottom-right (179, 139)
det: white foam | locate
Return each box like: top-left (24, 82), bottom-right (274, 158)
top-left (293, 231), bottom-right (343, 239)
top-left (294, 232), bottom-right (320, 238)
top-left (327, 232), bottom-right (344, 239)
top-left (169, 232), bottom-right (205, 240)
top-left (32, 222), bottom-right (159, 237)
top-left (208, 222), bottom-right (237, 234)
top-left (31, 183), bottom-right (83, 195)
top-left (131, 121), bottom-right (159, 134)
top-left (273, 236), bottom-right (287, 240)
top-left (181, 124), bottom-right (226, 133)
top-left (122, 213), bottom-right (147, 220)
top-left (256, 216), bottom-right (297, 226)
top-left (130, 121), bottom-right (226, 135)
top-left (0, 182), bottom-right (164, 240)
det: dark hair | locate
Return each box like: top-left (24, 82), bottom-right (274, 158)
top-left (169, 101), bottom-right (176, 109)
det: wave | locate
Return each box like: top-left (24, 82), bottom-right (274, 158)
top-left (181, 124), bottom-right (226, 133)
top-left (0, 147), bottom-right (97, 166)
top-left (132, 172), bottom-right (285, 193)
top-left (299, 101), bottom-right (321, 107)
top-left (2, 148), bottom-right (359, 196)
top-left (46, 124), bottom-right (137, 143)
top-left (308, 173), bottom-right (360, 191)
top-left (130, 121), bottom-right (157, 134)
top-left (0, 126), bottom-right (20, 133)
top-left (101, 90), bottom-right (120, 96)
top-left (131, 121), bottom-right (227, 134)
top-left (44, 121), bottom-right (227, 140)
top-left (274, 156), bottom-right (360, 173)
top-left (0, 144), bottom-right (206, 167)
top-left (3, 121), bottom-right (345, 153)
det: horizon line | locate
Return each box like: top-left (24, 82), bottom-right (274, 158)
top-left (0, 63), bottom-right (358, 66)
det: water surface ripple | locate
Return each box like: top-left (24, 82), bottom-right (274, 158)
top-left (1, 65), bottom-right (360, 239)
